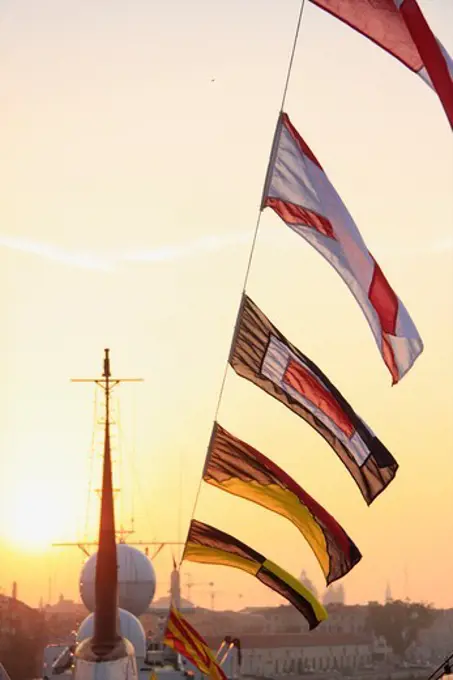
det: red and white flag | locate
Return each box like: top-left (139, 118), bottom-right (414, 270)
top-left (229, 295), bottom-right (398, 504)
top-left (262, 112), bottom-right (423, 384)
top-left (310, 0), bottom-right (453, 128)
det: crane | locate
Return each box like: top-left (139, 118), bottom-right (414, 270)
top-left (184, 573), bottom-right (220, 608)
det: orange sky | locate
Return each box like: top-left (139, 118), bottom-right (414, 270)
top-left (0, 0), bottom-right (452, 613)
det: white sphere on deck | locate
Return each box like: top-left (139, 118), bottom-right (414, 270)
top-left (79, 544), bottom-right (156, 616)
top-left (76, 608), bottom-right (147, 658)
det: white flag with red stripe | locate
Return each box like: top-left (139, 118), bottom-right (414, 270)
top-left (262, 112), bottom-right (423, 384)
top-left (309, 0), bottom-right (453, 128)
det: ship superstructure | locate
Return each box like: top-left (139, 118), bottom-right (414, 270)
top-left (42, 351), bottom-right (187, 680)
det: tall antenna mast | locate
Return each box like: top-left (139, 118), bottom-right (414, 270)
top-left (70, 351), bottom-right (143, 550)
top-left (72, 349), bottom-right (143, 652)
top-left (53, 354), bottom-right (184, 557)
top-left (72, 348), bottom-right (143, 393)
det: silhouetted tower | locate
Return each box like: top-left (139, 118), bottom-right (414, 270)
top-left (11, 582), bottom-right (17, 600)
top-left (170, 557), bottom-right (181, 609)
top-left (385, 582), bottom-right (393, 603)
top-left (336, 583), bottom-right (345, 604)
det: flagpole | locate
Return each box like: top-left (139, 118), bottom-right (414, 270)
top-left (426, 652), bottom-right (453, 680)
top-left (180, 0), bottom-right (309, 568)
top-left (280, 0), bottom-right (308, 112)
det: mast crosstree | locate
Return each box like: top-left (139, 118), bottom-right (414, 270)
top-left (52, 350), bottom-right (184, 556)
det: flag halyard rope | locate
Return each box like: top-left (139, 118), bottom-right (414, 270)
top-left (180, 0), bottom-right (309, 569)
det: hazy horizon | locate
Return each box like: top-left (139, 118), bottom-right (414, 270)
top-left (1, 0), bottom-right (452, 613)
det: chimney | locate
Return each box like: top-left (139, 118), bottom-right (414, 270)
top-left (12, 582), bottom-right (17, 600)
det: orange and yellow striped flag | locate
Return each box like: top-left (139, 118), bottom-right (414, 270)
top-left (163, 605), bottom-right (226, 680)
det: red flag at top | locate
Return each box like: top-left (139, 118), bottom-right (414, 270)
top-left (310, 0), bottom-right (453, 128)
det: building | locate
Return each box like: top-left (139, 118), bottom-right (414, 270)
top-left (204, 633), bottom-right (373, 675)
top-left (0, 593), bottom-right (43, 639)
top-left (237, 603), bottom-right (368, 636)
top-left (44, 594), bottom-right (88, 617)
top-left (148, 595), bottom-right (195, 615)
top-left (42, 595), bottom-right (88, 643)
top-left (409, 609), bottom-right (453, 664)
top-left (0, 594), bottom-right (47, 680)
top-left (321, 603), bottom-right (367, 635)
top-left (322, 583), bottom-right (345, 606)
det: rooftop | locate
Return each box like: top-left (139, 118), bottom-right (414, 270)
top-left (203, 633), bottom-right (372, 649)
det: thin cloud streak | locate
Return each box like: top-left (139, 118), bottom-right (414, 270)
top-left (0, 232), bottom-right (251, 272)
top-left (0, 230), bottom-right (452, 272)
top-left (0, 234), bottom-right (115, 272)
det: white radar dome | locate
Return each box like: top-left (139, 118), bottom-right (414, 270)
top-left (76, 608), bottom-right (146, 658)
top-left (79, 544), bottom-right (156, 616)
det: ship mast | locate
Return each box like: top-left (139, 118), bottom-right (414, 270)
top-left (54, 354), bottom-right (184, 564)
top-left (72, 349), bottom-right (143, 653)
top-left (94, 349), bottom-right (117, 649)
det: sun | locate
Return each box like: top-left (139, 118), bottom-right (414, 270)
top-left (2, 479), bottom-right (79, 552)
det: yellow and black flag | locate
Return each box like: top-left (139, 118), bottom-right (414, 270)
top-left (183, 519), bottom-right (327, 630)
top-left (229, 294), bottom-right (398, 505)
top-left (203, 423), bottom-right (361, 584)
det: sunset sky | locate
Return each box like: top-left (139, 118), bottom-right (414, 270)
top-left (0, 0), bottom-right (452, 613)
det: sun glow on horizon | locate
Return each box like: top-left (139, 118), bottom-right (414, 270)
top-left (1, 479), bottom-right (83, 552)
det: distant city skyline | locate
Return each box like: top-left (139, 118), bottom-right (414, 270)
top-left (1, 0), bottom-right (452, 611)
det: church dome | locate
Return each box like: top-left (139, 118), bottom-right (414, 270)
top-left (299, 570), bottom-right (318, 600)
